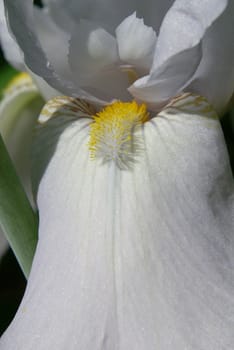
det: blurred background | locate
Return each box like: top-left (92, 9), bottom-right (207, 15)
top-left (0, 49), bottom-right (26, 336)
top-left (0, 245), bottom-right (26, 337)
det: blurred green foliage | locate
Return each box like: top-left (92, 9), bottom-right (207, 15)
top-left (0, 49), bottom-right (18, 98)
top-left (0, 53), bottom-right (26, 336)
top-left (0, 64), bottom-right (18, 99)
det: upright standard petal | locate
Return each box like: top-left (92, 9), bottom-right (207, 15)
top-left (152, 0), bottom-right (228, 69)
top-left (188, 0), bottom-right (234, 114)
top-left (1, 94), bottom-right (234, 349)
top-left (68, 20), bottom-right (129, 102)
top-left (43, 0), bottom-right (174, 32)
top-left (33, 6), bottom-right (72, 83)
top-left (116, 13), bottom-right (157, 72)
top-left (130, 0), bottom-right (228, 109)
top-left (129, 45), bottom-right (202, 109)
top-left (4, 0), bottom-right (100, 103)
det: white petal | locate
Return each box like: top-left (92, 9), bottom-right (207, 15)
top-left (28, 70), bottom-right (61, 101)
top-left (69, 21), bottom-right (119, 80)
top-left (188, 1), bottom-right (234, 115)
top-left (152, 0), bottom-right (228, 70)
top-left (69, 20), bottom-right (130, 101)
top-left (43, 0), bottom-right (124, 28)
top-left (116, 13), bottom-right (157, 72)
top-left (133, 0), bottom-right (174, 33)
top-left (0, 0), bottom-right (24, 70)
top-left (129, 45), bottom-right (201, 109)
top-left (42, 0), bottom-right (76, 33)
top-left (33, 7), bottom-right (72, 83)
top-left (4, 0), bottom-right (99, 102)
top-left (4, 0), bottom-right (70, 93)
top-left (0, 73), bottom-right (44, 206)
top-left (1, 94), bottom-right (234, 349)
top-left (43, 0), bottom-right (130, 31)
top-left (130, 0), bottom-right (228, 108)
top-left (4, 1), bottom-right (56, 80)
top-left (43, 0), bottom-right (174, 32)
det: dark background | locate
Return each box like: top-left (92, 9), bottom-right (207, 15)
top-left (0, 250), bottom-right (26, 336)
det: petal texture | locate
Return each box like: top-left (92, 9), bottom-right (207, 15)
top-left (68, 21), bottom-right (129, 101)
top-left (152, 0), bottom-right (228, 69)
top-left (4, 0), bottom-right (68, 92)
top-left (43, 0), bottom-right (174, 32)
top-left (4, 0), bottom-right (101, 103)
top-left (188, 0), bottom-right (234, 114)
top-left (130, 0), bottom-right (228, 109)
top-left (0, 0), bottom-right (24, 70)
top-left (116, 13), bottom-right (157, 72)
top-left (28, 70), bottom-right (61, 101)
top-left (129, 45), bottom-right (201, 109)
top-left (33, 7), bottom-right (72, 82)
top-left (1, 94), bottom-right (234, 349)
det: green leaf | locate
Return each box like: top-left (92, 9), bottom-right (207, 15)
top-left (0, 134), bottom-right (38, 278)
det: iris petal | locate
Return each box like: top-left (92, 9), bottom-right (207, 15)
top-left (4, 0), bottom-right (103, 103)
top-left (116, 13), bottom-right (157, 72)
top-left (129, 45), bottom-right (202, 110)
top-left (0, 0), bottom-right (24, 70)
top-left (188, 0), bottom-right (234, 114)
top-left (151, 0), bottom-right (228, 70)
top-left (43, 0), bottom-right (174, 32)
top-left (33, 6), bottom-right (72, 82)
top-left (129, 0), bottom-right (229, 110)
top-left (1, 94), bottom-right (233, 349)
top-left (68, 20), bottom-right (129, 101)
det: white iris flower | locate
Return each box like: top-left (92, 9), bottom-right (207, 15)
top-left (1, 0), bottom-right (234, 349)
